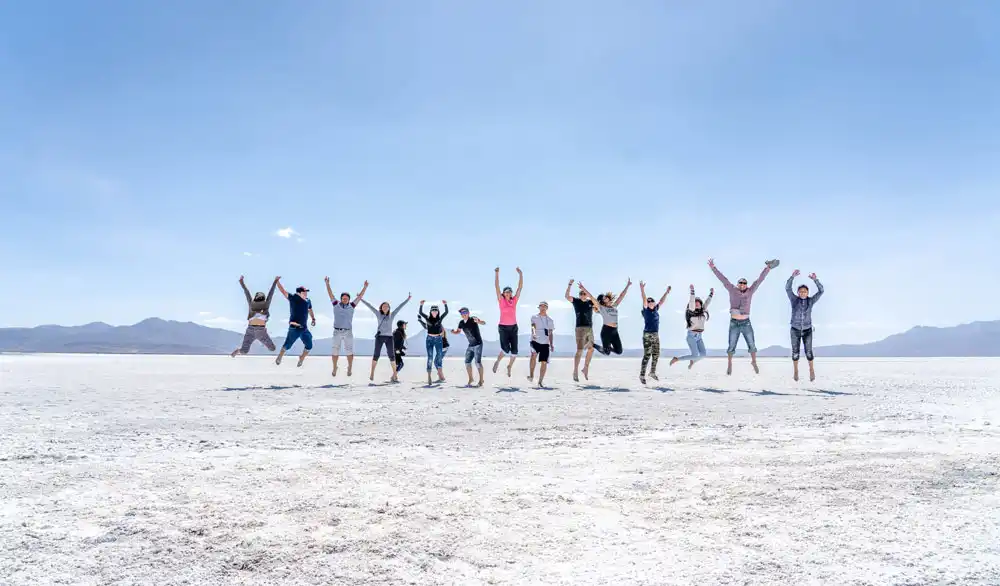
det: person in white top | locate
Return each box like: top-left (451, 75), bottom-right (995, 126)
top-left (528, 302), bottom-right (555, 388)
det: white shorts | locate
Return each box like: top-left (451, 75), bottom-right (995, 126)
top-left (333, 329), bottom-right (355, 354)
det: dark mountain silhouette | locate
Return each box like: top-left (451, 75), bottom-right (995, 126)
top-left (2, 319), bottom-right (999, 357)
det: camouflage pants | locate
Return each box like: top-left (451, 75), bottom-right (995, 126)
top-left (641, 332), bottom-right (660, 375)
top-left (239, 325), bottom-right (276, 353)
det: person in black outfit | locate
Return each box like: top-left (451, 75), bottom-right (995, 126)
top-left (393, 320), bottom-right (407, 372)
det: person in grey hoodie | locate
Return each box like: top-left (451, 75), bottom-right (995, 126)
top-left (360, 293), bottom-right (412, 383)
top-left (231, 275), bottom-right (279, 357)
top-left (709, 257), bottom-right (779, 375)
top-left (787, 270), bottom-right (824, 382)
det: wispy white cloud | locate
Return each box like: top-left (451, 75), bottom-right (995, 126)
top-left (275, 227), bottom-right (299, 239)
top-left (243, 252), bottom-right (253, 257)
top-left (198, 311), bottom-right (213, 316)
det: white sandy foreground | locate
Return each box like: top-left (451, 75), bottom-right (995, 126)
top-left (1, 354), bottom-right (999, 586)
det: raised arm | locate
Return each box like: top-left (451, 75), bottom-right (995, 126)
top-left (786, 272), bottom-right (797, 302)
top-left (276, 279), bottom-right (289, 299)
top-left (613, 278), bottom-right (632, 307)
top-left (514, 267), bottom-right (523, 300)
top-left (475, 317), bottom-right (487, 325)
top-left (688, 285), bottom-right (697, 311)
top-left (565, 279), bottom-right (575, 303)
top-left (390, 295), bottom-right (411, 318)
top-left (708, 258), bottom-right (734, 292)
top-left (264, 277), bottom-right (278, 308)
top-left (360, 299), bottom-right (377, 314)
top-left (704, 288), bottom-right (714, 309)
top-left (494, 268), bottom-right (502, 300)
top-left (356, 280), bottom-right (369, 303)
top-left (324, 276), bottom-right (335, 302)
top-left (811, 273), bottom-right (824, 302)
top-left (578, 282), bottom-right (595, 300)
top-left (239, 276), bottom-right (251, 305)
top-left (639, 281), bottom-right (647, 306)
top-left (749, 264), bottom-right (771, 293)
top-left (658, 286), bottom-right (671, 308)
top-left (418, 302), bottom-right (428, 320)
top-left (440, 303), bottom-right (449, 320)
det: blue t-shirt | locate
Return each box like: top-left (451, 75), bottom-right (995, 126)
top-left (641, 307), bottom-right (659, 333)
top-left (288, 295), bottom-right (313, 328)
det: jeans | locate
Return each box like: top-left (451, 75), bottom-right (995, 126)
top-left (791, 327), bottom-right (814, 361)
top-left (676, 331), bottom-right (707, 361)
top-left (727, 319), bottom-right (757, 355)
top-left (283, 326), bottom-right (313, 351)
top-left (426, 336), bottom-right (444, 371)
top-left (373, 335), bottom-right (394, 360)
top-left (640, 332), bottom-right (660, 375)
top-left (465, 344), bottom-right (483, 366)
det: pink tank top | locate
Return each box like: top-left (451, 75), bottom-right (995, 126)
top-left (498, 296), bottom-right (518, 326)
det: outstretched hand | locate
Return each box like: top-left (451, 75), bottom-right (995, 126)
top-left (420, 299), bottom-right (426, 305)
top-left (275, 276), bottom-right (282, 282)
top-left (568, 279), bottom-right (575, 285)
top-left (710, 287), bottom-right (715, 295)
top-left (689, 284), bottom-right (695, 293)
top-left (442, 300), bottom-right (448, 305)
top-left (666, 285), bottom-right (672, 293)
top-left (809, 273), bottom-right (817, 280)
top-left (364, 280), bottom-right (369, 287)
top-left (627, 278), bottom-right (632, 286)
top-left (494, 267), bottom-right (500, 273)
top-left (639, 280), bottom-right (646, 287)
top-left (324, 276), bottom-right (330, 283)
top-left (792, 269), bottom-right (801, 277)
top-left (515, 267), bottom-right (522, 274)
top-left (407, 293), bottom-right (412, 299)
top-left (239, 275), bottom-right (244, 282)
top-left (708, 258), bottom-right (715, 268)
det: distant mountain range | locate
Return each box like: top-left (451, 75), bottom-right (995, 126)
top-left (2, 318), bottom-right (999, 357)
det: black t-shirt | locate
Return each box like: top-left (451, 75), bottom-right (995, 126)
top-left (572, 297), bottom-right (595, 328)
top-left (457, 318), bottom-right (484, 346)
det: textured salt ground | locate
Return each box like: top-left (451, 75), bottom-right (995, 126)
top-left (1, 355), bottom-right (999, 586)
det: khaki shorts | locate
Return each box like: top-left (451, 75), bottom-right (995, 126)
top-left (575, 327), bottom-right (594, 350)
top-left (333, 329), bottom-right (354, 354)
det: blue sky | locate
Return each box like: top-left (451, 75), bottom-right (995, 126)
top-left (2, 0), bottom-right (998, 350)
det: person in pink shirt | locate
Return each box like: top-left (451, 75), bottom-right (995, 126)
top-left (493, 266), bottom-right (523, 377)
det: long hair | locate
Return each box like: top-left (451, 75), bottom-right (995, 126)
top-left (685, 298), bottom-right (709, 328)
top-left (379, 302), bottom-right (390, 315)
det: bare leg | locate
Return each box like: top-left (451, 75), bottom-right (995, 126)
top-left (493, 353), bottom-right (504, 374)
top-left (528, 354), bottom-right (537, 381)
top-left (477, 365), bottom-right (484, 387)
top-left (808, 360), bottom-right (815, 382)
top-left (582, 347), bottom-right (594, 380)
top-left (538, 362), bottom-right (548, 387)
top-left (726, 354), bottom-right (733, 375)
top-left (347, 355), bottom-right (354, 376)
top-left (466, 364), bottom-right (474, 386)
top-left (793, 360), bottom-right (799, 381)
top-left (436, 367), bottom-right (445, 382)
top-left (507, 355), bottom-right (516, 377)
top-left (750, 352), bottom-right (759, 374)
top-left (369, 360), bottom-right (376, 382)
top-left (573, 350), bottom-right (582, 381)
top-left (332, 354), bottom-right (339, 376)
top-left (276, 348), bottom-right (287, 365)
top-left (297, 350), bottom-right (309, 367)
top-left (390, 360), bottom-right (398, 383)
top-left (231, 348), bottom-right (240, 358)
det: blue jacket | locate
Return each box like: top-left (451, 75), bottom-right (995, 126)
top-left (787, 276), bottom-right (823, 330)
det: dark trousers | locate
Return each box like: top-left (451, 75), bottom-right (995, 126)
top-left (791, 327), bottom-right (814, 361)
top-left (600, 325), bottom-right (623, 355)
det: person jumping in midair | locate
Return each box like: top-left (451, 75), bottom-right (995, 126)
top-left (528, 301), bottom-right (555, 388)
top-left (360, 293), bottom-right (411, 383)
top-left (453, 308), bottom-right (487, 387)
top-left (566, 280), bottom-right (599, 382)
top-left (419, 300), bottom-right (449, 384)
top-left (393, 320), bottom-right (408, 373)
top-left (709, 258), bottom-right (779, 375)
top-left (638, 281), bottom-right (671, 385)
top-left (670, 285), bottom-right (714, 369)
top-left (325, 277), bottom-right (369, 378)
top-left (231, 275), bottom-right (279, 357)
top-left (274, 280), bottom-right (316, 367)
top-left (493, 267), bottom-right (523, 377)
top-left (787, 270), bottom-right (824, 382)
top-left (595, 278), bottom-right (632, 356)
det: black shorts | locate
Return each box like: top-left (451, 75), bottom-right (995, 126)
top-left (498, 324), bottom-right (519, 355)
top-left (530, 341), bottom-right (550, 363)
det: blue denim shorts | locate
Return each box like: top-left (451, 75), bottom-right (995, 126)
top-left (464, 343), bottom-right (484, 365)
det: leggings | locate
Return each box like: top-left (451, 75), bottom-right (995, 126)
top-left (373, 335), bottom-right (395, 361)
top-left (640, 332), bottom-right (659, 375)
top-left (791, 327), bottom-right (814, 361)
top-left (600, 325), bottom-right (623, 355)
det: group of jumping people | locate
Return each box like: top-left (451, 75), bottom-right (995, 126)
top-left (231, 259), bottom-right (825, 386)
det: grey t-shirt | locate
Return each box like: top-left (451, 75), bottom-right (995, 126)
top-left (333, 302), bottom-right (356, 329)
top-left (531, 314), bottom-right (554, 344)
top-left (598, 304), bottom-right (618, 325)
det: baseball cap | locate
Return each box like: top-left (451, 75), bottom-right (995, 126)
top-left (295, 286), bottom-right (310, 293)
top-left (396, 320), bottom-right (407, 327)
top-left (538, 301), bottom-right (549, 308)
top-left (459, 307), bottom-right (470, 314)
